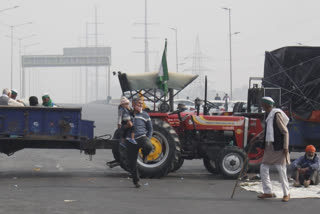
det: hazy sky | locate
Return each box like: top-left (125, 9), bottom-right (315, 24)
top-left (1, 0), bottom-right (320, 103)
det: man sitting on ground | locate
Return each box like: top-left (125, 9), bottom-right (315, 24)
top-left (291, 145), bottom-right (319, 187)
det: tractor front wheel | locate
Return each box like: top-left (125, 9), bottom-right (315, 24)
top-left (203, 158), bottom-right (219, 174)
top-left (218, 146), bottom-right (247, 179)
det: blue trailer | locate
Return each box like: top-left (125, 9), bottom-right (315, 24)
top-left (288, 120), bottom-right (320, 151)
top-left (0, 106), bottom-right (113, 157)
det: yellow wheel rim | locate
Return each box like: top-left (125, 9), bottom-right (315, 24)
top-left (139, 136), bottom-right (163, 161)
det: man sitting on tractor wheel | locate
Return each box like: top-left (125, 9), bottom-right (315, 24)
top-left (126, 97), bottom-right (153, 188)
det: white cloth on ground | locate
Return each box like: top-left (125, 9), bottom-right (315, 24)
top-left (241, 179), bottom-right (320, 198)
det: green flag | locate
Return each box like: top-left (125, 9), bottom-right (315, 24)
top-left (157, 39), bottom-right (169, 96)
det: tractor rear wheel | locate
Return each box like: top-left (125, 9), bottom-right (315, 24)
top-left (218, 146), bottom-right (247, 179)
top-left (118, 140), bottom-right (130, 171)
top-left (111, 129), bottom-right (121, 162)
top-left (137, 118), bottom-right (181, 178)
top-left (203, 158), bottom-right (219, 174)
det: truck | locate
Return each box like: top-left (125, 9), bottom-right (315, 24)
top-left (233, 46), bottom-right (320, 162)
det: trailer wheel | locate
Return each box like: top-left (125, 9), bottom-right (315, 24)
top-left (137, 119), bottom-right (181, 178)
top-left (218, 146), bottom-right (247, 179)
top-left (203, 158), bottom-right (219, 174)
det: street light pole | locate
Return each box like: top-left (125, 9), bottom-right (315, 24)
top-left (222, 7), bottom-right (233, 100)
top-left (23, 43), bottom-right (40, 97)
top-left (170, 27), bottom-right (179, 73)
top-left (10, 22), bottom-right (32, 89)
top-left (169, 27), bottom-right (179, 101)
top-left (10, 26), bottom-right (14, 89)
top-left (18, 34), bottom-right (36, 93)
top-left (228, 9), bottom-right (232, 100)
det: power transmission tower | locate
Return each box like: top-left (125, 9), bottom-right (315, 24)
top-left (86, 6), bottom-right (104, 101)
top-left (133, 0), bottom-right (158, 72)
top-left (183, 36), bottom-right (213, 99)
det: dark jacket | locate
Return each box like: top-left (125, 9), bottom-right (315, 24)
top-left (291, 154), bottom-right (319, 175)
top-left (262, 112), bottom-right (285, 151)
top-left (132, 110), bottom-right (153, 139)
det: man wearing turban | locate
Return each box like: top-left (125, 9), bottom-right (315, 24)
top-left (291, 145), bottom-right (319, 187)
top-left (42, 94), bottom-right (57, 107)
top-left (258, 97), bottom-right (291, 202)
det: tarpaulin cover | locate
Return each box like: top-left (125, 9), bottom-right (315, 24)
top-left (263, 46), bottom-right (320, 119)
top-left (118, 71), bottom-right (198, 92)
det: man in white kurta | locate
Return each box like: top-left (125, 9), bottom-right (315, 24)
top-left (258, 97), bottom-right (290, 202)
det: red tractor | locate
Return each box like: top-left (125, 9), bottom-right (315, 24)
top-left (113, 71), bottom-right (263, 179)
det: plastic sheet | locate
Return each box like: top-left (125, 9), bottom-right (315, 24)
top-left (263, 46), bottom-right (320, 119)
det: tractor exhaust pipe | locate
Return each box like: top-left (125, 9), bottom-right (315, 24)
top-left (204, 75), bottom-right (208, 115)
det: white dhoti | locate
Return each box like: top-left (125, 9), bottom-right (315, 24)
top-left (260, 163), bottom-right (290, 196)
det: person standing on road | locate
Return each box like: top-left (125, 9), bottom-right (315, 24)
top-left (258, 97), bottom-right (291, 202)
top-left (214, 93), bottom-right (221, 100)
top-left (223, 93), bottom-right (230, 111)
top-left (127, 97), bottom-right (153, 188)
top-left (223, 93), bottom-right (230, 102)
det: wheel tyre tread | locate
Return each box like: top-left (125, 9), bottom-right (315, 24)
top-left (138, 119), bottom-right (182, 177)
top-left (111, 129), bottom-right (121, 162)
top-left (203, 158), bottom-right (219, 174)
top-left (218, 146), bottom-right (247, 179)
top-left (119, 141), bottom-right (130, 171)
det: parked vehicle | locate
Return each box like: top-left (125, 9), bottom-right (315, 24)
top-left (116, 46), bottom-right (320, 179)
top-left (173, 99), bottom-right (195, 111)
top-left (208, 100), bottom-right (226, 114)
top-left (0, 106), bottom-right (114, 161)
top-left (116, 72), bottom-right (263, 179)
top-left (232, 46), bottom-right (320, 165)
